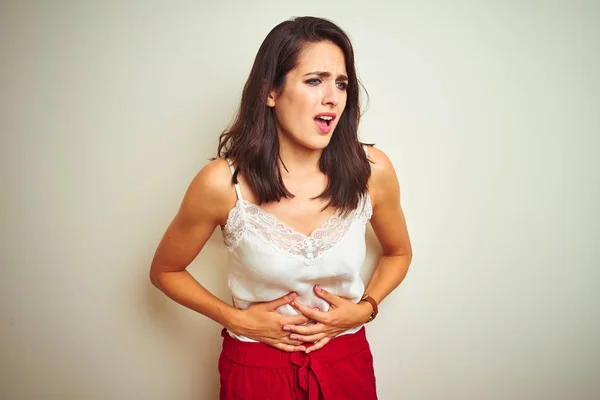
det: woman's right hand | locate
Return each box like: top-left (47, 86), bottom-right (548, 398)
top-left (228, 292), bottom-right (311, 352)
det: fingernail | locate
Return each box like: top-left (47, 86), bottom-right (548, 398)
top-left (283, 326), bottom-right (291, 331)
top-left (289, 292), bottom-right (297, 299)
top-left (300, 347), bottom-right (306, 352)
top-left (314, 285), bottom-right (321, 293)
top-left (290, 334), bottom-right (297, 340)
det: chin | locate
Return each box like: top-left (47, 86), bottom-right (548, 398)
top-left (281, 126), bottom-right (334, 151)
top-left (304, 135), bottom-right (332, 150)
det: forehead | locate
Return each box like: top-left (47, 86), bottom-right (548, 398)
top-left (294, 41), bottom-right (347, 75)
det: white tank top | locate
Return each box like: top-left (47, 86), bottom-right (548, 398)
top-left (220, 148), bottom-right (373, 342)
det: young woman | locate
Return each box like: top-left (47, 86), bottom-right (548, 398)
top-left (150, 16), bottom-right (412, 400)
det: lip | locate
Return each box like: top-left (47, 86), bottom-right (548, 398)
top-left (314, 112), bottom-right (336, 134)
top-left (314, 114), bottom-right (336, 134)
top-left (314, 112), bottom-right (337, 121)
top-left (314, 120), bottom-right (332, 134)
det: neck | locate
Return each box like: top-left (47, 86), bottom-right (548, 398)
top-left (277, 133), bottom-right (323, 177)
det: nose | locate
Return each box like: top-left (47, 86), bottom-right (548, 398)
top-left (321, 82), bottom-right (340, 107)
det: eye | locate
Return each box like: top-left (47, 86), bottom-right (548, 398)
top-left (336, 81), bottom-right (348, 91)
top-left (306, 78), bottom-right (322, 85)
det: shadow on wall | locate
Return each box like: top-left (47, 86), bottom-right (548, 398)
top-left (144, 228), bottom-right (230, 399)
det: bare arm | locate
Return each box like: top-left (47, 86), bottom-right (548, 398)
top-left (363, 146), bottom-right (413, 306)
top-left (149, 158), bottom-right (309, 351)
top-left (149, 158), bottom-right (240, 329)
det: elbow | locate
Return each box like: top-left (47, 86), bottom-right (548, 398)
top-left (382, 245), bottom-right (412, 263)
top-left (149, 272), bottom-right (159, 289)
top-left (149, 272), bottom-right (160, 290)
top-left (403, 246), bottom-right (413, 266)
top-left (405, 245), bottom-right (413, 261)
top-left (149, 264), bottom-right (163, 291)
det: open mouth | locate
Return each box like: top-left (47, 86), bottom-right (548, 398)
top-left (314, 115), bottom-right (334, 127)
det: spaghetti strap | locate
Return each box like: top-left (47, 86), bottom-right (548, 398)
top-left (363, 144), bottom-right (369, 157)
top-left (226, 158), bottom-right (244, 201)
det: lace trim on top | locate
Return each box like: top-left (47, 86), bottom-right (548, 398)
top-left (222, 194), bottom-right (372, 259)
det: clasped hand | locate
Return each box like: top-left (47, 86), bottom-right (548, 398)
top-left (230, 286), bottom-right (372, 354)
top-left (284, 285), bottom-right (373, 353)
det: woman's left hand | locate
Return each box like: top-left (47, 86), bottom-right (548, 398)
top-left (284, 285), bottom-right (373, 353)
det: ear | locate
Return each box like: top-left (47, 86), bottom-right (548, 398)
top-left (266, 90), bottom-right (276, 107)
top-left (262, 79), bottom-right (276, 107)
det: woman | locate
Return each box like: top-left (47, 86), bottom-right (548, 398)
top-left (150, 16), bottom-right (412, 400)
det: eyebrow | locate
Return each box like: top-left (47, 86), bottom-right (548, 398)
top-left (303, 71), bottom-right (349, 81)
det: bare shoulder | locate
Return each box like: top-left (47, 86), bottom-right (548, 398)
top-left (149, 157), bottom-right (236, 276)
top-left (366, 146), bottom-right (400, 209)
top-left (180, 157), bottom-right (237, 226)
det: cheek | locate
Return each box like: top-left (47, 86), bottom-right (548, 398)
top-left (288, 89), bottom-right (318, 111)
top-left (278, 94), bottom-right (314, 124)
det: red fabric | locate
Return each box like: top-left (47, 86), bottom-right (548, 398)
top-left (218, 327), bottom-right (377, 400)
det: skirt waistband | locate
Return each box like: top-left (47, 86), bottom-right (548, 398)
top-left (220, 326), bottom-right (368, 367)
top-left (219, 327), bottom-right (371, 400)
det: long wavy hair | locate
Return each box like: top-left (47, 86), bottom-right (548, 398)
top-left (217, 16), bottom-right (371, 214)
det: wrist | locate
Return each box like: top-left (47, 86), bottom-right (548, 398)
top-left (223, 306), bottom-right (245, 333)
top-left (357, 301), bottom-right (374, 324)
top-left (359, 293), bottom-right (379, 323)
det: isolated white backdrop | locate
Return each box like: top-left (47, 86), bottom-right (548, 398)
top-left (1, 1), bottom-right (599, 399)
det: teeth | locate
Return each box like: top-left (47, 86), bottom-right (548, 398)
top-left (317, 116), bottom-right (333, 120)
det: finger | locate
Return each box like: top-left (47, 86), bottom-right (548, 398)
top-left (281, 309), bottom-right (317, 328)
top-left (281, 336), bottom-right (307, 346)
top-left (283, 323), bottom-right (326, 336)
top-left (289, 332), bottom-right (327, 343)
top-left (271, 331), bottom-right (307, 346)
top-left (314, 285), bottom-right (342, 307)
top-left (280, 314), bottom-right (310, 326)
top-left (291, 300), bottom-right (329, 324)
top-left (274, 343), bottom-right (306, 353)
top-left (307, 308), bottom-right (319, 325)
top-left (265, 292), bottom-right (297, 310)
top-left (306, 337), bottom-right (331, 354)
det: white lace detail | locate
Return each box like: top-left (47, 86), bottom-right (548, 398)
top-left (222, 201), bottom-right (245, 251)
top-left (222, 194), bottom-right (372, 257)
top-left (361, 193), bottom-right (373, 223)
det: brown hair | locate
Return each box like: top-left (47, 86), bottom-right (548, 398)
top-left (217, 16), bottom-right (371, 214)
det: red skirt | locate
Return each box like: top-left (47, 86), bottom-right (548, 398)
top-left (218, 327), bottom-right (377, 400)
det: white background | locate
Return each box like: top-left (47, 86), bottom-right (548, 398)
top-left (1, 1), bottom-right (599, 399)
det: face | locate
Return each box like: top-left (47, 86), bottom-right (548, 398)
top-left (267, 41), bottom-right (348, 151)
